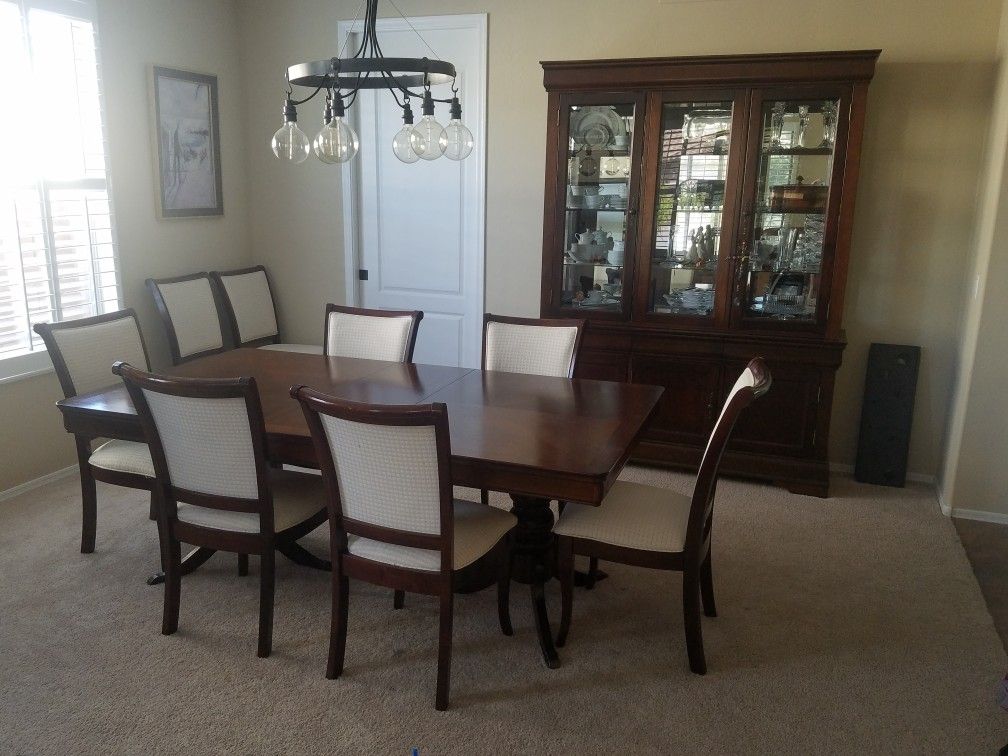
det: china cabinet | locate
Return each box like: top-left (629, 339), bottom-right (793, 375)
top-left (539, 51), bottom-right (879, 496)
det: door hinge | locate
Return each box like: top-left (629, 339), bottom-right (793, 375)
top-left (358, 269), bottom-right (369, 281)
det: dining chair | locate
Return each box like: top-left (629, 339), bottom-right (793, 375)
top-left (210, 265), bottom-right (322, 354)
top-left (146, 273), bottom-right (225, 364)
top-left (553, 358), bottom-right (772, 674)
top-left (323, 304), bottom-right (423, 362)
top-left (34, 310), bottom-right (156, 553)
top-left (114, 362), bottom-right (328, 658)
top-left (292, 387), bottom-right (516, 711)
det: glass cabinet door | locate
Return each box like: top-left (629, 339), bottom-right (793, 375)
top-left (736, 93), bottom-right (845, 327)
top-left (639, 96), bottom-right (742, 323)
top-left (555, 97), bottom-right (639, 314)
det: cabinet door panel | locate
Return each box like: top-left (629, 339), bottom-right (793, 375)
top-left (724, 360), bottom-right (819, 455)
top-left (575, 350), bottom-right (628, 382)
top-left (630, 356), bottom-right (721, 446)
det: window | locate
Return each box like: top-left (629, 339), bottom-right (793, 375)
top-left (0, 0), bottom-right (119, 381)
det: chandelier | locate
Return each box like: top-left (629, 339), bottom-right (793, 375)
top-left (271, 0), bottom-right (474, 165)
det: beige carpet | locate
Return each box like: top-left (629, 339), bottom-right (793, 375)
top-left (1, 467), bottom-right (1005, 754)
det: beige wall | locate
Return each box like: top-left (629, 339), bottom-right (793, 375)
top-left (0, 0), bottom-right (250, 492)
top-left (940, 0), bottom-right (1008, 516)
top-left (238, 0), bottom-right (1001, 478)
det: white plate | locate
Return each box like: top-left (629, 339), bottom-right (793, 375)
top-left (570, 106), bottom-right (628, 149)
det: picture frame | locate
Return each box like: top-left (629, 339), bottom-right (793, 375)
top-left (149, 65), bottom-right (224, 218)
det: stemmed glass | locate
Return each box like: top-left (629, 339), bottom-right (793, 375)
top-left (769, 102), bottom-right (786, 149)
top-left (796, 105), bottom-right (811, 147)
top-left (820, 101), bottom-right (838, 148)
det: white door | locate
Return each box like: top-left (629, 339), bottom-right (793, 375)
top-left (340, 14), bottom-right (486, 368)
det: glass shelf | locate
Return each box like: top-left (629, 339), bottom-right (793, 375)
top-left (565, 207), bottom-right (630, 213)
top-left (762, 146), bottom-right (834, 156)
top-left (564, 259), bottom-right (623, 268)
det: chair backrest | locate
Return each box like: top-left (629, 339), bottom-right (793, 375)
top-left (482, 314), bottom-right (585, 378)
top-left (323, 304), bottom-right (423, 363)
top-left (113, 362), bottom-right (273, 533)
top-left (210, 265), bottom-right (280, 348)
top-left (687, 358), bottom-right (772, 551)
top-left (146, 273), bottom-right (225, 364)
top-left (292, 386), bottom-right (453, 572)
top-left (33, 309), bottom-right (150, 399)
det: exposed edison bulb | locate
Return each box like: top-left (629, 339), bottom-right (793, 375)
top-left (314, 116), bottom-right (359, 164)
top-left (393, 101), bottom-right (421, 164)
top-left (393, 124), bottom-right (420, 163)
top-left (271, 100), bottom-right (310, 164)
top-left (410, 92), bottom-right (445, 161)
top-left (439, 98), bottom-right (473, 161)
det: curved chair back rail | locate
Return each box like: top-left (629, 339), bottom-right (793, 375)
top-left (210, 265), bottom-right (281, 349)
top-left (482, 313), bottom-right (586, 379)
top-left (322, 304), bottom-right (423, 363)
top-left (146, 272), bottom-right (225, 364)
top-left (33, 309), bottom-right (151, 399)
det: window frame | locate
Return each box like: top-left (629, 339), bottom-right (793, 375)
top-left (0, 0), bottom-right (123, 383)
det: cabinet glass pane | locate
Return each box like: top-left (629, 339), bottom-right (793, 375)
top-left (646, 101), bottom-right (732, 316)
top-left (743, 98), bottom-right (839, 322)
top-left (560, 102), bottom-right (635, 311)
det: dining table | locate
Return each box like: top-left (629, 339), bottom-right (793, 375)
top-left (56, 348), bottom-right (663, 668)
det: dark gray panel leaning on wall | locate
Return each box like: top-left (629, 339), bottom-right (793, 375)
top-left (855, 343), bottom-right (921, 487)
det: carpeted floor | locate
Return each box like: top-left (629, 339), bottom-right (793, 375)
top-left (1, 466), bottom-right (1005, 754)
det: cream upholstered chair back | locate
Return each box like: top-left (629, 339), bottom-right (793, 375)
top-left (211, 266), bottom-right (280, 348)
top-left (33, 310), bottom-right (150, 398)
top-left (293, 388), bottom-right (453, 560)
top-left (114, 363), bottom-right (268, 507)
top-left (147, 273), bottom-right (224, 364)
top-left (323, 304), bottom-right (423, 362)
top-left (482, 314), bottom-right (585, 378)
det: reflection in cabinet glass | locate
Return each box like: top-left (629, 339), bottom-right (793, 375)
top-left (743, 98), bottom-right (840, 322)
top-left (562, 102), bottom-right (636, 312)
top-left (648, 100), bottom-right (733, 317)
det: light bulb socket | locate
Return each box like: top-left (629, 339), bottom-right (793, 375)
top-left (449, 96), bottom-right (462, 121)
top-left (421, 91), bottom-right (435, 116)
top-left (283, 99), bottom-right (298, 123)
top-left (402, 101), bottom-right (415, 125)
top-left (332, 94), bottom-right (346, 119)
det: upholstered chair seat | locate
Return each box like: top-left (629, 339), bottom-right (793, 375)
top-left (211, 266), bottom-right (322, 353)
top-left (176, 469), bottom-right (325, 534)
top-left (553, 482), bottom-right (692, 553)
top-left (349, 498), bottom-right (516, 571)
top-left (89, 440), bottom-right (155, 479)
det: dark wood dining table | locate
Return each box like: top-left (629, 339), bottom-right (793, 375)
top-left (56, 348), bottom-right (663, 668)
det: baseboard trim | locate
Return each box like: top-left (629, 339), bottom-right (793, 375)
top-left (948, 507), bottom-right (1008, 525)
top-left (0, 465), bottom-right (76, 503)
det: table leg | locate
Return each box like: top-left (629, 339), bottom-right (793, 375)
top-left (509, 494), bottom-right (560, 669)
top-left (276, 541), bottom-right (331, 571)
top-left (147, 546), bottom-right (216, 585)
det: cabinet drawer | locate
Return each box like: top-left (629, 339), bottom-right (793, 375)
top-left (575, 349), bottom-right (628, 382)
top-left (630, 355), bottom-right (721, 446)
top-left (723, 360), bottom-right (820, 456)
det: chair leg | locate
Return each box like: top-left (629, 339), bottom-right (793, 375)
top-left (497, 545), bottom-right (513, 636)
top-left (327, 568), bottom-right (349, 680)
top-left (682, 566), bottom-right (707, 675)
top-left (257, 549), bottom-right (275, 658)
top-left (700, 552), bottom-right (717, 618)
top-left (584, 557), bottom-right (600, 590)
top-left (148, 492), bottom-right (157, 521)
top-left (76, 442), bottom-right (96, 553)
top-left (556, 537), bottom-right (575, 648)
top-left (435, 589), bottom-right (454, 711)
top-left (393, 590), bottom-right (405, 609)
top-left (238, 554), bottom-right (249, 577)
top-left (480, 488), bottom-right (489, 507)
top-left (161, 537), bottom-right (181, 636)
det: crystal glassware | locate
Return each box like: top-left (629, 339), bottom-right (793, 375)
top-left (769, 102), bottom-right (786, 149)
top-left (796, 105), bottom-right (811, 148)
top-left (820, 101), bottom-right (838, 149)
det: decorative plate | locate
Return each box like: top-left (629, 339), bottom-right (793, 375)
top-left (570, 106), bottom-right (627, 150)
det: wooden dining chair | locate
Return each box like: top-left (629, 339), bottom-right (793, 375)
top-left (34, 310), bottom-right (156, 553)
top-left (146, 273), bottom-right (225, 365)
top-left (210, 265), bottom-right (322, 354)
top-left (323, 304), bottom-right (423, 362)
top-left (553, 358), bottom-right (772, 674)
top-left (114, 362), bottom-right (328, 657)
top-left (292, 387), bottom-right (516, 710)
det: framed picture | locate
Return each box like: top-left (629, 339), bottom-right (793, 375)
top-left (149, 66), bottom-right (223, 218)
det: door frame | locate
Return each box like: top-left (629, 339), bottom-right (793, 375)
top-left (337, 13), bottom-right (487, 366)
